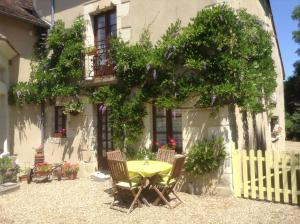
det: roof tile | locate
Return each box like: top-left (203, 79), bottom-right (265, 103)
top-left (0, 0), bottom-right (49, 27)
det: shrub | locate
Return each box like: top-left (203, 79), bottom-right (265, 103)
top-left (0, 156), bottom-right (20, 183)
top-left (185, 137), bottom-right (226, 175)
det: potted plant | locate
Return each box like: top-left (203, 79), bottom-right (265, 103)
top-left (183, 137), bottom-right (226, 195)
top-left (0, 156), bottom-right (20, 183)
top-left (19, 167), bottom-right (31, 182)
top-left (35, 163), bottom-right (52, 176)
top-left (63, 101), bottom-right (84, 116)
top-left (62, 162), bottom-right (79, 180)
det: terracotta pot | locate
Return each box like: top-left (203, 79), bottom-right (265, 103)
top-left (19, 175), bottom-right (28, 182)
top-left (35, 171), bottom-right (51, 177)
top-left (67, 173), bottom-right (74, 180)
top-left (67, 173), bottom-right (77, 180)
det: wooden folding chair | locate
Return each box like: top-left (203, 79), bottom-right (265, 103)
top-left (107, 159), bottom-right (143, 214)
top-left (156, 148), bottom-right (175, 164)
top-left (152, 155), bottom-right (186, 208)
top-left (107, 150), bottom-right (124, 161)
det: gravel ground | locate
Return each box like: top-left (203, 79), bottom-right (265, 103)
top-left (0, 178), bottom-right (299, 224)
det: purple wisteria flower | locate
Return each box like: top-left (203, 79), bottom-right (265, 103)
top-left (98, 105), bottom-right (103, 112)
top-left (172, 111), bottom-right (176, 118)
top-left (152, 69), bottom-right (157, 80)
top-left (166, 52), bottom-right (173, 60)
top-left (102, 105), bottom-right (107, 114)
top-left (219, 14), bottom-right (224, 21)
top-left (146, 64), bottom-right (151, 72)
top-left (16, 90), bottom-right (21, 98)
top-left (211, 95), bottom-right (217, 106)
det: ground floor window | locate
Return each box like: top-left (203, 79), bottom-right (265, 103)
top-left (152, 106), bottom-right (182, 153)
top-left (54, 106), bottom-right (66, 137)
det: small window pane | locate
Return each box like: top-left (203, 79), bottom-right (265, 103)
top-left (156, 108), bottom-right (165, 117)
top-left (97, 16), bottom-right (105, 28)
top-left (110, 12), bottom-right (116, 25)
top-left (55, 106), bottom-right (66, 134)
top-left (172, 117), bottom-right (182, 132)
top-left (156, 117), bottom-right (166, 131)
top-left (173, 134), bottom-right (182, 148)
top-left (97, 29), bottom-right (106, 41)
top-left (110, 25), bottom-right (117, 37)
top-left (157, 133), bottom-right (167, 145)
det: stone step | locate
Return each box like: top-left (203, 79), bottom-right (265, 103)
top-left (0, 182), bottom-right (20, 195)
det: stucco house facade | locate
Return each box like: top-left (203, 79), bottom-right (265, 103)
top-left (2, 0), bottom-right (285, 190)
top-left (0, 0), bottom-right (48, 158)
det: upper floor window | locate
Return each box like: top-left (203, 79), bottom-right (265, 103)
top-left (54, 106), bottom-right (66, 137)
top-left (94, 9), bottom-right (117, 65)
top-left (152, 106), bottom-right (183, 153)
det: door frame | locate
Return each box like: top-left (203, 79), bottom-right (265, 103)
top-left (96, 104), bottom-right (112, 170)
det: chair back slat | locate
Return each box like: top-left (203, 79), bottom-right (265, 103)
top-left (108, 159), bottom-right (130, 183)
top-left (169, 155), bottom-right (186, 180)
top-left (156, 149), bottom-right (175, 164)
top-left (107, 150), bottom-right (124, 161)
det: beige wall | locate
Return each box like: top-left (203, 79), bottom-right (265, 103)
top-left (0, 53), bottom-right (9, 153)
top-left (43, 102), bottom-right (98, 176)
top-left (0, 15), bottom-right (37, 84)
top-left (0, 15), bottom-right (41, 167)
top-left (34, 0), bottom-right (86, 27)
top-left (23, 0), bottom-right (286, 179)
top-left (10, 105), bottom-right (41, 166)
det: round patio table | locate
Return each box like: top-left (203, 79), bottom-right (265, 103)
top-left (127, 160), bottom-right (172, 178)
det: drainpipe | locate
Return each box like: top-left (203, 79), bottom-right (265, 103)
top-left (51, 0), bottom-right (55, 27)
top-left (38, 0), bottom-right (54, 147)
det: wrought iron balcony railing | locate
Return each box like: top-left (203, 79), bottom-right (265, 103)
top-left (83, 47), bottom-right (115, 81)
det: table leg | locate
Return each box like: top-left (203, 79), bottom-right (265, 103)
top-left (140, 178), bottom-right (150, 207)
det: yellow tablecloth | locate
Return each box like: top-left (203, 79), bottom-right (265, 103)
top-left (127, 160), bottom-right (172, 178)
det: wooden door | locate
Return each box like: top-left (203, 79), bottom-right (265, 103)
top-left (97, 104), bottom-right (113, 170)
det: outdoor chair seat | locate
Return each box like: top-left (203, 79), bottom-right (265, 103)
top-left (152, 155), bottom-right (186, 209)
top-left (108, 159), bottom-right (144, 214)
top-left (157, 175), bottom-right (176, 186)
top-left (115, 178), bottom-right (140, 189)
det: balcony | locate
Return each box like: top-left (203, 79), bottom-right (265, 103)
top-left (83, 48), bottom-right (116, 86)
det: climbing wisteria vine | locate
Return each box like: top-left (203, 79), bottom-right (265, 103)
top-left (91, 5), bottom-right (277, 147)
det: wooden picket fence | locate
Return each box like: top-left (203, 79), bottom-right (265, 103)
top-left (232, 149), bottom-right (300, 205)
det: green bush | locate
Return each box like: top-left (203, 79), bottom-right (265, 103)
top-left (286, 112), bottom-right (300, 141)
top-left (185, 137), bottom-right (226, 175)
top-left (0, 156), bottom-right (20, 183)
top-left (125, 148), bottom-right (156, 161)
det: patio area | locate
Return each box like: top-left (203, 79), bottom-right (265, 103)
top-left (0, 178), bottom-right (299, 224)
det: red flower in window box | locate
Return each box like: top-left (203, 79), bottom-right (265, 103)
top-left (168, 137), bottom-right (177, 147)
top-left (154, 138), bottom-right (177, 150)
top-left (52, 128), bottom-right (66, 138)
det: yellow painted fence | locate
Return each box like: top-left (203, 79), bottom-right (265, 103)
top-left (232, 149), bottom-right (300, 205)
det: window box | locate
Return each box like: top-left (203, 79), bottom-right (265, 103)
top-left (52, 132), bottom-right (66, 138)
